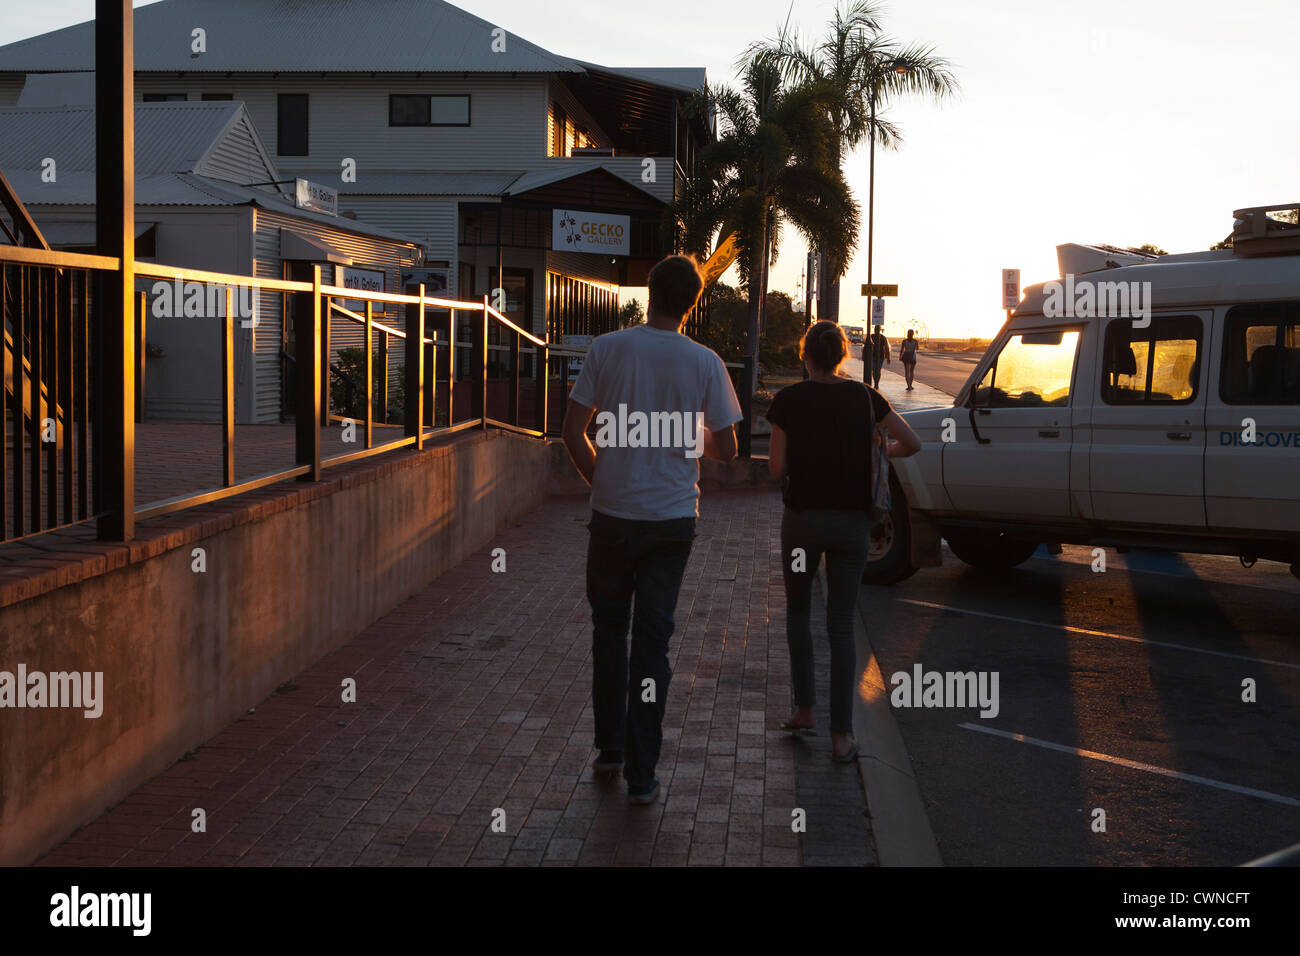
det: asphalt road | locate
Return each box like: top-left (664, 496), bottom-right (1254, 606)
top-left (851, 345), bottom-right (981, 397)
top-left (861, 544), bottom-right (1300, 866)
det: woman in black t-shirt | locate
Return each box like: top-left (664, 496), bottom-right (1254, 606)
top-left (765, 321), bottom-right (921, 762)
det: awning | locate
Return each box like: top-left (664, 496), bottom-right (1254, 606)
top-left (280, 228), bottom-right (353, 265)
top-left (39, 220), bottom-right (155, 247)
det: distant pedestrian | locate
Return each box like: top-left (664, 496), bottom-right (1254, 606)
top-left (869, 328), bottom-right (890, 388)
top-left (562, 255), bottom-right (744, 805)
top-left (766, 321), bottom-right (921, 762)
top-left (900, 329), bottom-right (919, 391)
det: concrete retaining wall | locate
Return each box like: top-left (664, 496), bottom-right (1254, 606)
top-left (0, 429), bottom-right (551, 865)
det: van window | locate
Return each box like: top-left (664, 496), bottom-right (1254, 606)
top-left (1102, 316), bottom-right (1201, 404)
top-left (972, 329), bottom-right (1079, 408)
top-left (1221, 303), bottom-right (1300, 404)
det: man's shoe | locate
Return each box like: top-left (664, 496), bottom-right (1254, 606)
top-left (592, 750), bottom-right (623, 773)
top-left (628, 780), bottom-right (661, 805)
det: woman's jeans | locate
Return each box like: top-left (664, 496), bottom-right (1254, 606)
top-left (780, 507), bottom-right (871, 734)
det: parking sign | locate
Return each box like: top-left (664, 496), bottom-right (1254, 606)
top-left (1002, 269), bottom-right (1021, 310)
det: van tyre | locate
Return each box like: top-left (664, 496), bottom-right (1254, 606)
top-left (943, 528), bottom-right (1039, 570)
top-left (863, 476), bottom-right (918, 586)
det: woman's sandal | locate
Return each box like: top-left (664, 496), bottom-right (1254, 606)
top-left (780, 717), bottom-right (816, 735)
top-left (831, 738), bottom-right (860, 763)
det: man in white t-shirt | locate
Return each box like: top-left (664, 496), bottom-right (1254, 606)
top-left (562, 255), bottom-right (743, 805)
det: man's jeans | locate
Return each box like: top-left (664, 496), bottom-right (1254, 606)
top-left (781, 507), bottom-right (871, 735)
top-left (586, 509), bottom-right (695, 792)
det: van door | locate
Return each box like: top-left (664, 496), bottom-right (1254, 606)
top-left (1205, 302), bottom-right (1300, 533)
top-left (1089, 314), bottom-right (1208, 527)
top-left (943, 327), bottom-right (1081, 518)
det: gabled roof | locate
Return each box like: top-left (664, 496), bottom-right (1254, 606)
top-left (0, 0), bottom-right (584, 74)
top-left (506, 164), bottom-right (665, 205)
top-left (0, 101), bottom-right (277, 185)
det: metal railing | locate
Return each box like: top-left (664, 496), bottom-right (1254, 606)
top-left (2, 245), bottom-right (113, 543)
top-left (0, 248), bottom-right (576, 543)
top-left (1, 244), bottom-right (758, 545)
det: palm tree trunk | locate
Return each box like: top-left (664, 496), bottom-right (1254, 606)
top-left (818, 253), bottom-right (840, 323)
top-left (745, 221), bottom-right (767, 399)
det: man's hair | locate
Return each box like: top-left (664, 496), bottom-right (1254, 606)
top-left (801, 320), bottom-right (848, 373)
top-left (647, 255), bottom-right (704, 319)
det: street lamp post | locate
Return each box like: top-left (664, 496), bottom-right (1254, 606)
top-left (863, 58), bottom-right (909, 383)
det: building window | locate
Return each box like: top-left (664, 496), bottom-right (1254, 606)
top-left (142, 93), bottom-right (187, 102)
top-left (277, 93), bottom-right (309, 156)
top-left (552, 104), bottom-right (568, 156)
top-left (201, 93), bottom-right (233, 101)
top-left (389, 94), bottom-right (471, 127)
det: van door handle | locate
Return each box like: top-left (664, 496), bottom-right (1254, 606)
top-left (1038, 429), bottom-right (1060, 438)
top-left (1166, 431), bottom-right (1192, 441)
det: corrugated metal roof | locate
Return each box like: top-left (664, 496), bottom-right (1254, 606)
top-left (0, 101), bottom-right (251, 176)
top-left (505, 163), bottom-right (604, 195)
top-left (573, 61), bottom-right (707, 94)
top-left (12, 170), bottom-right (422, 246)
top-left (506, 162), bottom-right (664, 203)
top-left (334, 171), bottom-right (524, 196)
top-left (0, 0), bottom-right (584, 74)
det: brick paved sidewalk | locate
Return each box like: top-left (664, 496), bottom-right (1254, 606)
top-left (37, 488), bottom-right (876, 867)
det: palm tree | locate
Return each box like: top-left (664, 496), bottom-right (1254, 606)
top-left (668, 61), bottom-right (859, 396)
top-left (749, 1), bottom-right (959, 322)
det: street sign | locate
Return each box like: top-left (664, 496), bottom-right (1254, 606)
top-left (862, 283), bottom-right (899, 297)
top-left (1002, 269), bottom-right (1020, 310)
top-left (871, 299), bottom-right (885, 326)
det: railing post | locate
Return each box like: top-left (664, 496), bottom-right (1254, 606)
top-left (319, 280), bottom-right (331, 426)
top-left (364, 300), bottom-right (373, 449)
top-left (535, 343), bottom-right (549, 436)
top-left (94, 0), bottom-right (135, 541)
top-left (405, 284), bottom-right (424, 449)
top-left (295, 265), bottom-right (321, 481)
top-left (509, 328), bottom-right (520, 427)
top-left (739, 356), bottom-right (753, 459)
top-left (559, 355), bottom-right (569, 429)
top-left (425, 337), bottom-right (435, 432)
top-left (135, 289), bottom-right (146, 423)
top-left (222, 287), bottom-right (234, 486)
top-left (472, 295), bottom-right (488, 426)
top-left (377, 329), bottom-right (388, 423)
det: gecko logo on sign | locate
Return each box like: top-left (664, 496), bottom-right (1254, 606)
top-left (553, 209), bottom-right (630, 256)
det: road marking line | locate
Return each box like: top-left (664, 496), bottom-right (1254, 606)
top-left (958, 723), bottom-right (1300, 809)
top-left (896, 598), bottom-right (1300, 671)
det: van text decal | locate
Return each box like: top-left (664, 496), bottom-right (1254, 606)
top-left (1219, 431), bottom-right (1300, 448)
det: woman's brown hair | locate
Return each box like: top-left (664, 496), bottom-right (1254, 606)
top-left (799, 320), bottom-right (849, 373)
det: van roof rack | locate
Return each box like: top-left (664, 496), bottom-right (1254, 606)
top-left (1232, 202), bottom-right (1300, 257)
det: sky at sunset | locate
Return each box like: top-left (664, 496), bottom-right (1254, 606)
top-left (4, 0), bottom-right (1297, 338)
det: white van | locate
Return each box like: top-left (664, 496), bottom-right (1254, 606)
top-left (867, 203), bottom-right (1300, 584)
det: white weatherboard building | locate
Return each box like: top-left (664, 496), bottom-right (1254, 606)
top-left (0, 100), bottom-right (424, 424)
top-left (0, 0), bottom-right (713, 371)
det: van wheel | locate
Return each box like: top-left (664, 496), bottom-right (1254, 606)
top-left (943, 528), bottom-right (1039, 570)
top-left (863, 478), bottom-right (918, 585)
